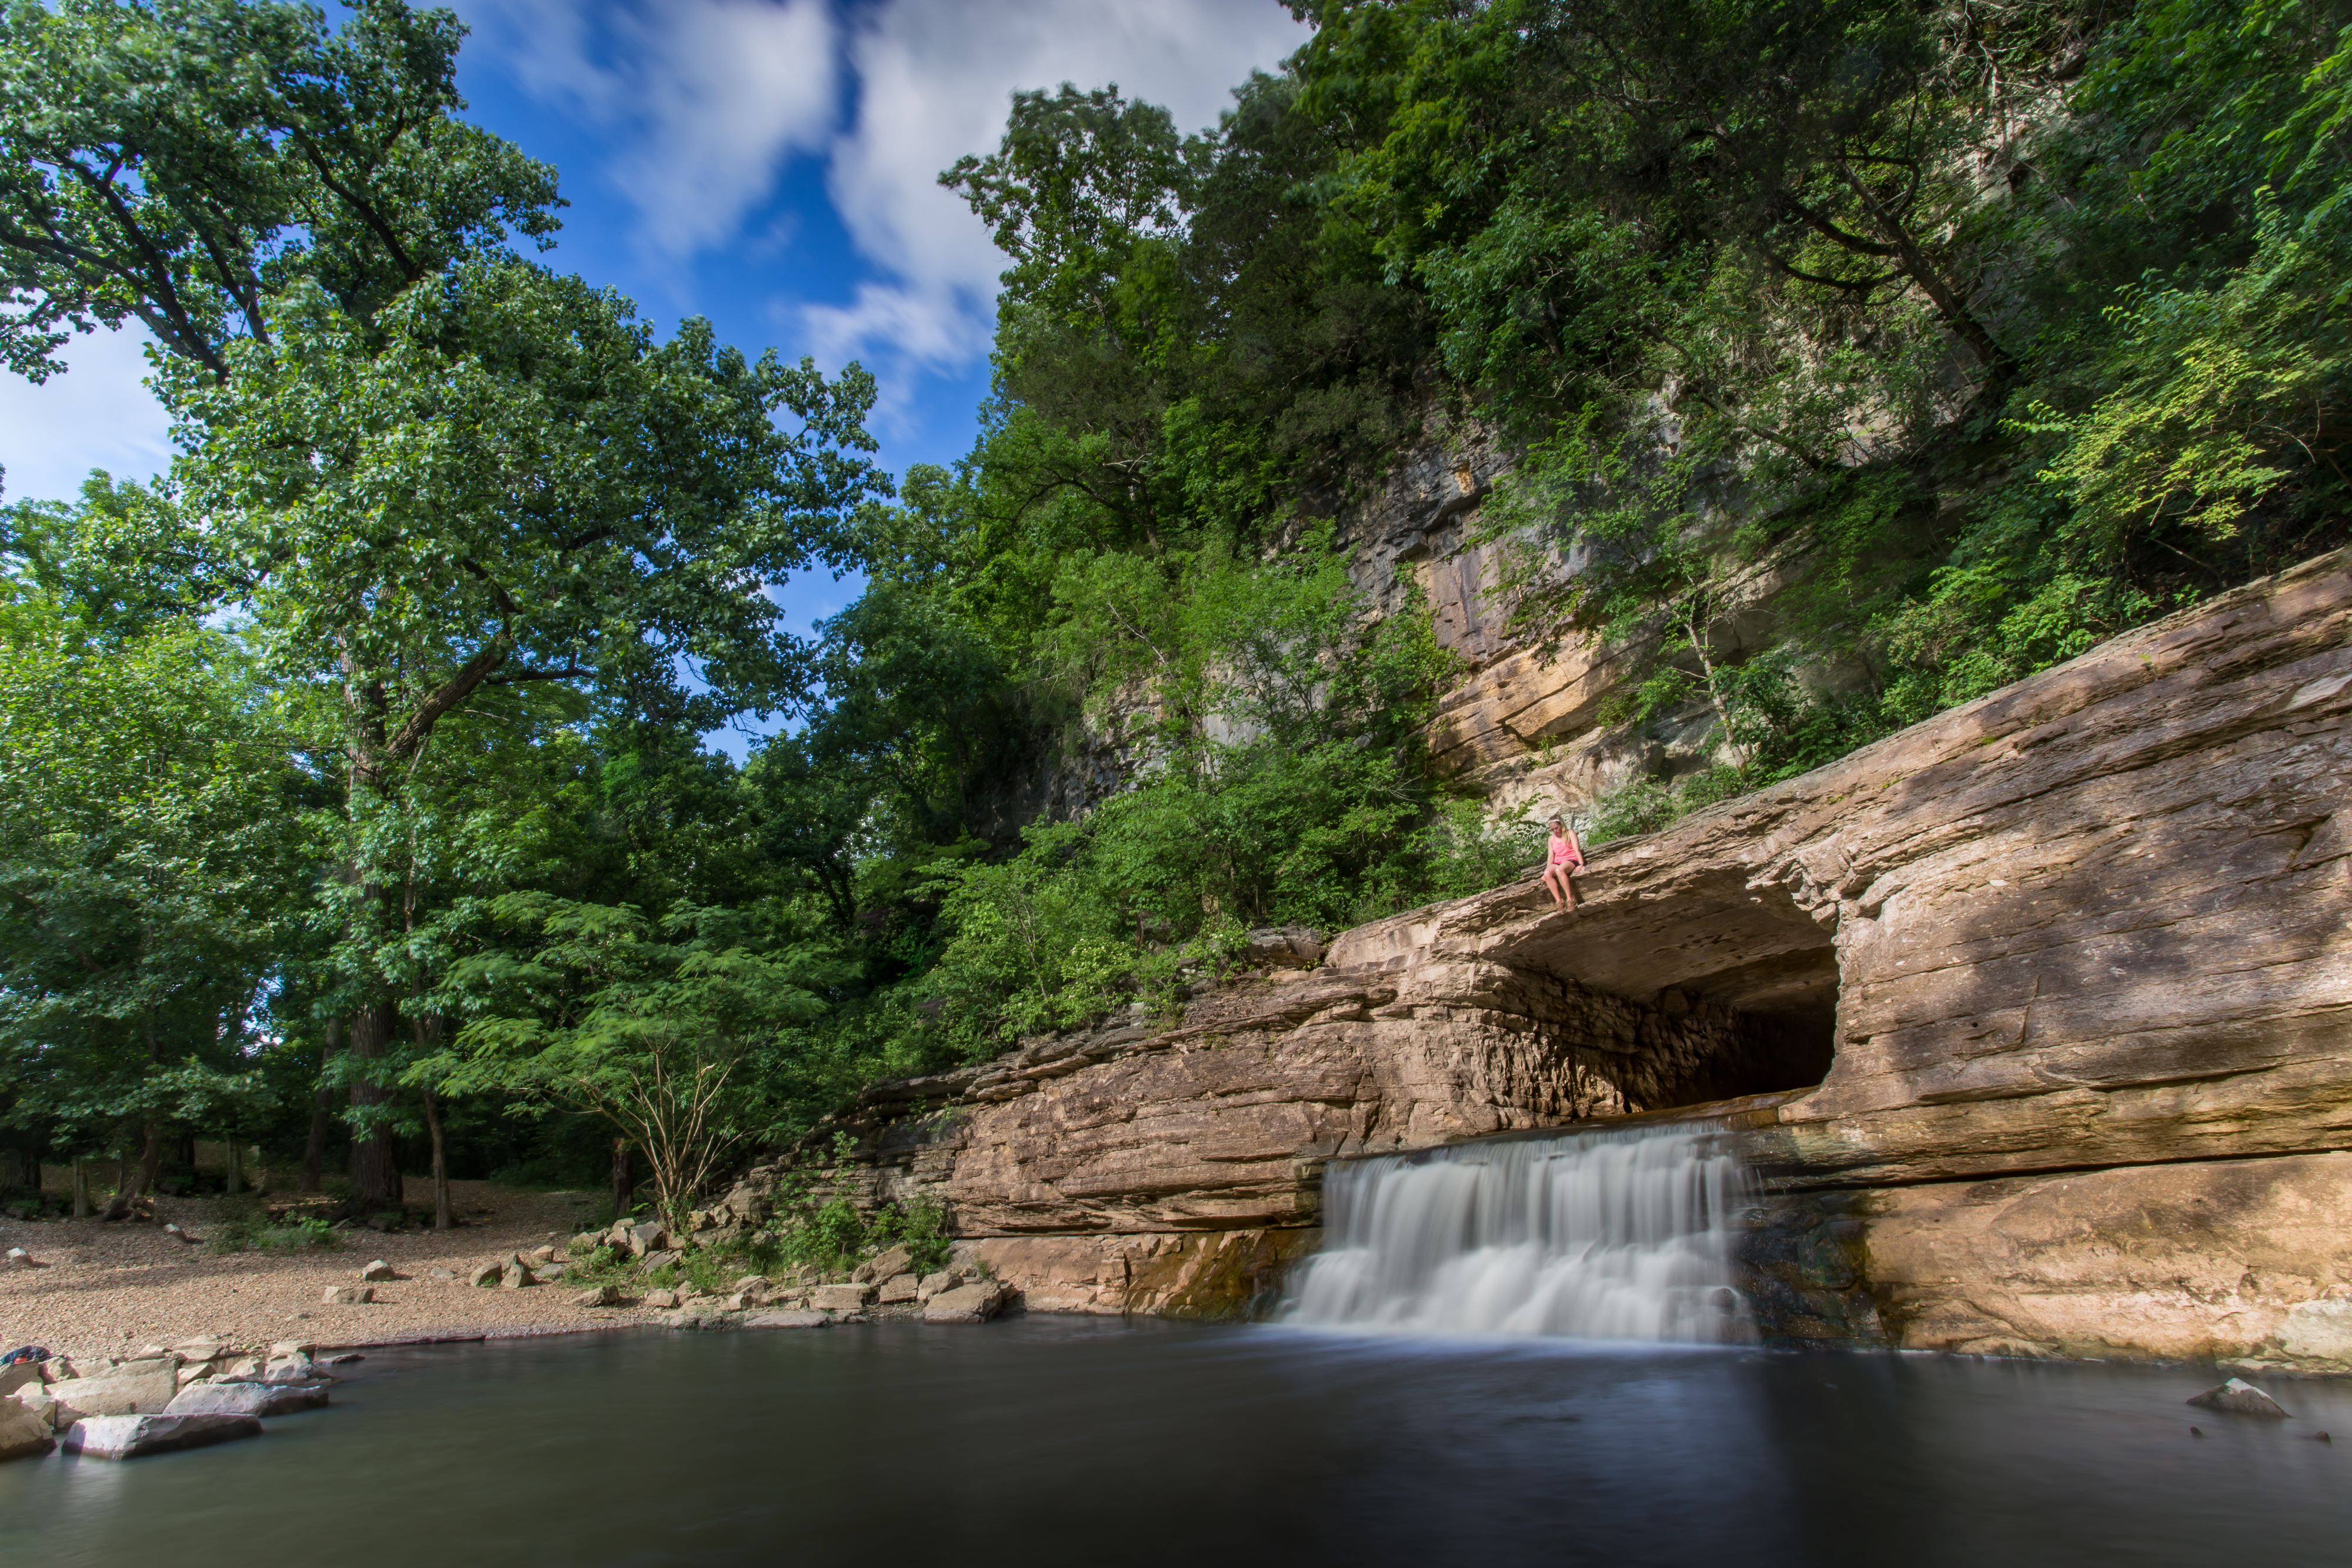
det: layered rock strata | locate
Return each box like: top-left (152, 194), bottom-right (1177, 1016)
top-left (832, 549), bottom-right (2352, 1367)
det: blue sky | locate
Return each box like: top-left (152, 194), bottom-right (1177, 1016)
top-left (0, 0), bottom-right (1311, 745)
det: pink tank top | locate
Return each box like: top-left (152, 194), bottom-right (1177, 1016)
top-left (1549, 834), bottom-right (1579, 867)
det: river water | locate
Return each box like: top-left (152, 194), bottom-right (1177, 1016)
top-left (5, 1319), bottom-right (2346, 1566)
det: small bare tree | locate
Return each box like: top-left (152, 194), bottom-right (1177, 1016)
top-left (431, 897), bottom-right (828, 1225)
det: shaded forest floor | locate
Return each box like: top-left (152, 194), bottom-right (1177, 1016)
top-left (0, 1179), bottom-right (627, 1356)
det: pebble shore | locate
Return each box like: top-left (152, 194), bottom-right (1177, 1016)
top-left (0, 1180), bottom-right (621, 1356)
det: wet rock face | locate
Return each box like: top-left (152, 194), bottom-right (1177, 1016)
top-left (831, 550), bottom-right (2352, 1350)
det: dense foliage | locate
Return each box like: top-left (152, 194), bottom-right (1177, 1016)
top-left (4, 0), bottom-right (2347, 1221)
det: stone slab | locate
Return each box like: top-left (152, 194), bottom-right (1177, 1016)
top-left (63, 1413), bottom-right (260, 1459)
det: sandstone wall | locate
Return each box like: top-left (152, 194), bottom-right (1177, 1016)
top-left (834, 549), bottom-right (2352, 1369)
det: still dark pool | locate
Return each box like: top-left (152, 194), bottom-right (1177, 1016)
top-left (4, 1318), bottom-right (2347, 1566)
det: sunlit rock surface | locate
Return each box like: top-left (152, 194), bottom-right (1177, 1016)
top-left (834, 548), bottom-right (2352, 1368)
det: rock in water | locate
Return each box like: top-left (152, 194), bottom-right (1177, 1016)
top-left (0, 1400), bottom-right (55, 1462)
top-left (258, 1355), bottom-right (316, 1386)
top-left (46, 1364), bottom-right (178, 1422)
top-left (922, 1281), bottom-right (1010, 1325)
top-left (809, 1283), bottom-right (876, 1312)
top-left (2187, 1378), bottom-right (2291, 1418)
top-left (165, 1380), bottom-right (330, 1417)
top-left (742, 1310), bottom-right (827, 1329)
top-left (64, 1413), bottom-right (260, 1459)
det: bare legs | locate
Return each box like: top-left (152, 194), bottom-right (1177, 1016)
top-left (1541, 865), bottom-right (1577, 912)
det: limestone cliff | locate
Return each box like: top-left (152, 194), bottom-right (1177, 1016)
top-left (829, 547), bottom-right (2352, 1368)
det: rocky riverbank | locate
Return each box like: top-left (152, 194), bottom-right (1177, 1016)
top-left (0, 1177), bottom-right (1010, 1374)
top-left (1, 1179), bottom-right (1020, 1463)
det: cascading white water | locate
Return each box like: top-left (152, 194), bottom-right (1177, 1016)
top-left (1284, 1123), bottom-right (1755, 1342)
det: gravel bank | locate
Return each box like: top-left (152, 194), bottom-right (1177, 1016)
top-left (0, 1181), bottom-right (633, 1356)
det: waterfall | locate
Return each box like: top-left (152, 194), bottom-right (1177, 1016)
top-left (1283, 1122), bottom-right (1755, 1342)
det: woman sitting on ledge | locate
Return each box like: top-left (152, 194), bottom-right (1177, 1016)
top-left (1541, 814), bottom-right (1583, 912)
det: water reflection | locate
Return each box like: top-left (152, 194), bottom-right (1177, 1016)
top-left (5, 1320), bottom-right (2347, 1566)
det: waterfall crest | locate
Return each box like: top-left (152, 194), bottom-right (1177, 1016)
top-left (1284, 1123), bottom-right (1755, 1342)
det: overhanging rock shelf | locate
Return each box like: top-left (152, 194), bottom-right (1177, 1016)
top-left (804, 548), bottom-right (2352, 1369)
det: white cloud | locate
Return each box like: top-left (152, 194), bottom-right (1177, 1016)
top-left (458, 0), bottom-right (839, 262)
top-left (0, 328), bottom-right (171, 507)
top-left (801, 278), bottom-right (992, 372)
top-left (804, 0), bottom-right (1309, 372)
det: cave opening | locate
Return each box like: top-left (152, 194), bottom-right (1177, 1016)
top-left (1648, 940), bottom-right (1840, 1107)
top-left (1502, 870), bottom-right (1842, 1112)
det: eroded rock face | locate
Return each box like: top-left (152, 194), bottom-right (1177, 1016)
top-left (831, 550), bottom-right (2352, 1361)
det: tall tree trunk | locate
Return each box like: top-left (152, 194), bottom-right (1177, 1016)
top-left (225, 1137), bottom-right (243, 1198)
top-left (103, 1125), bottom-right (165, 1221)
top-left (105, 1017), bottom-right (166, 1220)
top-left (419, 1085), bottom-right (452, 1232)
top-left (610, 1138), bottom-right (633, 1220)
top-left (346, 995), bottom-right (405, 1209)
top-left (71, 1156), bottom-right (90, 1219)
top-left (342, 672), bottom-right (406, 1211)
top-left (300, 1019), bottom-right (341, 1193)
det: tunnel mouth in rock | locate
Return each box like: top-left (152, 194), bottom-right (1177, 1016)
top-left (1494, 871), bottom-right (1840, 1111)
top-left (1643, 945), bottom-right (1839, 1108)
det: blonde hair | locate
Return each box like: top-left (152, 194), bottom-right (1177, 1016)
top-left (1548, 815), bottom-right (1566, 831)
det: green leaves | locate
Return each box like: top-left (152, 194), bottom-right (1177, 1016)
top-left (941, 82), bottom-right (1201, 332)
top-left (175, 259), bottom-right (885, 735)
top-left (0, 0), bottom-right (562, 380)
top-left (436, 894), bottom-right (843, 1218)
top-left (0, 589), bottom-right (314, 1151)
